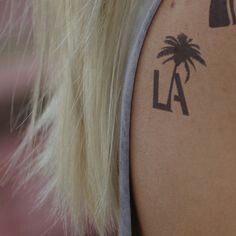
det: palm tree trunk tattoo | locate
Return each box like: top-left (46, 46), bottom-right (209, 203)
top-left (166, 64), bottom-right (178, 110)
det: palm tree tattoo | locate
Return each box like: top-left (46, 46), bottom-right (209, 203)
top-left (153, 33), bottom-right (206, 116)
top-left (157, 33), bottom-right (206, 83)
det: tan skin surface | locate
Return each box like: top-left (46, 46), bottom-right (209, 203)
top-left (130, 0), bottom-right (236, 235)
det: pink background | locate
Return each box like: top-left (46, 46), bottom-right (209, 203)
top-left (0, 1), bottom-right (65, 235)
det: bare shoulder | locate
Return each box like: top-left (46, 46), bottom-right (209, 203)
top-left (130, 0), bottom-right (236, 235)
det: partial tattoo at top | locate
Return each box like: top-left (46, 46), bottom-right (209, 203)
top-left (210, 0), bottom-right (236, 28)
top-left (153, 33), bottom-right (206, 116)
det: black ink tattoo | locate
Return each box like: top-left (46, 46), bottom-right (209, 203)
top-left (210, 0), bottom-right (236, 28)
top-left (153, 70), bottom-right (189, 116)
top-left (230, 0), bottom-right (236, 24)
top-left (153, 33), bottom-right (206, 116)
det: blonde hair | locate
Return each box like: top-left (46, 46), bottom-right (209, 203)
top-left (2, 0), bottom-right (139, 235)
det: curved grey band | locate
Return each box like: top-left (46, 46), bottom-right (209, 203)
top-left (119, 0), bottom-right (162, 235)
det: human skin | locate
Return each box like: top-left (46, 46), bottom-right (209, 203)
top-left (130, 0), bottom-right (236, 235)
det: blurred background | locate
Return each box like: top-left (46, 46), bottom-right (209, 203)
top-left (0, 1), bottom-right (64, 235)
